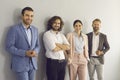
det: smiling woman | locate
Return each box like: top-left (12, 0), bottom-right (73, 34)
top-left (66, 19), bottom-right (89, 80)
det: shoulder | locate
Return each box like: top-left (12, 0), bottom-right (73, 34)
top-left (31, 25), bottom-right (38, 30)
top-left (8, 23), bottom-right (21, 32)
top-left (43, 30), bottom-right (51, 36)
top-left (6, 24), bottom-right (22, 37)
top-left (86, 32), bottom-right (92, 36)
top-left (81, 33), bottom-right (88, 40)
top-left (100, 33), bottom-right (107, 39)
top-left (82, 33), bottom-right (87, 37)
top-left (59, 32), bottom-right (65, 36)
top-left (44, 30), bottom-right (50, 34)
top-left (100, 33), bottom-right (106, 36)
top-left (66, 32), bottom-right (73, 37)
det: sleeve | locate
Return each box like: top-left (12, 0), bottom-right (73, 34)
top-left (66, 33), bottom-right (73, 57)
top-left (62, 34), bottom-right (70, 45)
top-left (103, 35), bottom-right (110, 54)
top-left (66, 33), bottom-right (70, 43)
top-left (33, 29), bottom-right (41, 54)
top-left (84, 35), bottom-right (89, 59)
top-left (5, 27), bottom-right (26, 57)
top-left (43, 32), bottom-right (56, 51)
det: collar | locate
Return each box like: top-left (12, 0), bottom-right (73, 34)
top-left (22, 22), bottom-right (31, 30)
top-left (93, 32), bottom-right (100, 36)
top-left (73, 31), bottom-right (83, 37)
top-left (50, 29), bottom-right (60, 34)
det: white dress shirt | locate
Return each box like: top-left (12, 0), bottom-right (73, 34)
top-left (92, 32), bottom-right (100, 56)
top-left (43, 30), bottom-right (69, 60)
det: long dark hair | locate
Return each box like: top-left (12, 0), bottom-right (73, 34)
top-left (47, 16), bottom-right (64, 31)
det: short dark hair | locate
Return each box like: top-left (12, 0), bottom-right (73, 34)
top-left (47, 16), bottom-right (64, 31)
top-left (21, 7), bottom-right (33, 15)
top-left (73, 19), bottom-right (83, 26)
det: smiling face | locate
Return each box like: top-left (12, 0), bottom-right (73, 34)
top-left (74, 22), bottom-right (83, 32)
top-left (92, 21), bottom-right (101, 32)
top-left (22, 10), bottom-right (34, 26)
top-left (52, 19), bottom-right (61, 31)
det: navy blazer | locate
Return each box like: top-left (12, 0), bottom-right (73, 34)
top-left (6, 23), bottom-right (40, 72)
top-left (87, 32), bottom-right (110, 64)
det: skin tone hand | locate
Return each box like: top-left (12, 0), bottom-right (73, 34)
top-left (52, 46), bottom-right (61, 52)
top-left (26, 50), bottom-right (37, 57)
top-left (67, 57), bottom-right (72, 65)
top-left (52, 43), bottom-right (70, 52)
top-left (55, 43), bottom-right (70, 50)
top-left (31, 50), bottom-right (37, 57)
top-left (96, 50), bottom-right (103, 56)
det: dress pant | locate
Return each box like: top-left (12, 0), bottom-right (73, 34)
top-left (46, 58), bottom-right (67, 80)
top-left (69, 53), bottom-right (87, 80)
top-left (15, 58), bottom-right (35, 80)
top-left (15, 69), bottom-right (35, 80)
top-left (88, 57), bottom-right (103, 80)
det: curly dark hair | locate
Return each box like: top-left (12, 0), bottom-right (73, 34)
top-left (47, 16), bottom-right (64, 31)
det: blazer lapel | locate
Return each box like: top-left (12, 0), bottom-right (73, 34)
top-left (90, 32), bottom-right (93, 55)
top-left (30, 27), bottom-right (34, 47)
top-left (90, 33), bottom-right (93, 47)
top-left (19, 23), bottom-right (30, 46)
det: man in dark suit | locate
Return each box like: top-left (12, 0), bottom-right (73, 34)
top-left (5, 7), bottom-right (40, 80)
top-left (87, 18), bottom-right (110, 80)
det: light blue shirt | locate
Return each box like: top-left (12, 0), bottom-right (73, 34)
top-left (23, 24), bottom-right (32, 46)
top-left (73, 32), bottom-right (85, 54)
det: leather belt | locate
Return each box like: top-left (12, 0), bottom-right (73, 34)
top-left (47, 58), bottom-right (66, 63)
top-left (91, 56), bottom-right (99, 58)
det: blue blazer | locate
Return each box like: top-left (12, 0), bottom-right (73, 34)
top-left (6, 23), bottom-right (40, 72)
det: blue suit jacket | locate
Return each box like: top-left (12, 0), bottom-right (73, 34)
top-left (6, 23), bottom-right (40, 72)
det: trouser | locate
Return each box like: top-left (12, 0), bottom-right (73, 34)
top-left (15, 69), bottom-right (35, 80)
top-left (69, 53), bottom-right (87, 80)
top-left (46, 58), bottom-right (67, 80)
top-left (88, 57), bottom-right (103, 80)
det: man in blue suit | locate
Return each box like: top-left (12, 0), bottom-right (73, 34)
top-left (5, 7), bottom-right (40, 80)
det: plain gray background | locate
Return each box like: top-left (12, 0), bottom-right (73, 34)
top-left (0, 0), bottom-right (120, 80)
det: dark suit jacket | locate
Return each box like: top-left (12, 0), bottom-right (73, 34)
top-left (87, 32), bottom-right (110, 64)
